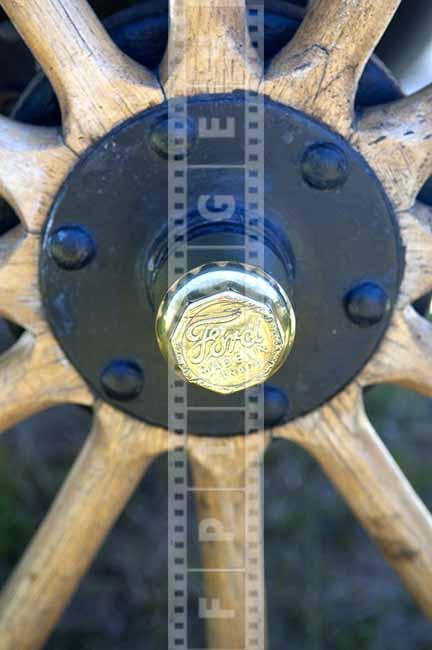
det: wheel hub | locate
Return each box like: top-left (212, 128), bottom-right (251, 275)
top-left (156, 262), bottom-right (296, 394)
top-left (40, 93), bottom-right (403, 435)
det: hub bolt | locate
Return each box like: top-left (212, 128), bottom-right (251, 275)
top-left (345, 282), bottom-right (390, 327)
top-left (48, 225), bottom-right (95, 270)
top-left (301, 143), bottom-right (349, 190)
top-left (100, 360), bottom-right (144, 401)
top-left (150, 116), bottom-right (197, 159)
top-left (264, 385), bottom-right (290, 427)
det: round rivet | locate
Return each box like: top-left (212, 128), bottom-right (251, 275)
top-left (150, 116), bottom-right (197, 159)
top-left (264, 385), bottom-right (289, 427)
top-left (48, 225), bottom-right (95, 270)
top-left (101, 360), bottom-right (144, 401)
top-left (301, 143), bottom-right (349, 190)
top-left (345, 282), bottom-right (390, 327)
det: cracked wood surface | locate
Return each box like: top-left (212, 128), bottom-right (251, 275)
top-left (0, 1), bottom-right (431, 646)
top-left (397, 203), bottom-right (432, 308)
top-left (189, 435), bottom-right (269, 648)
top-left (161, 0), bottom-right (261, 97)
top-left (0, 228), bottom-right (43, 334)
top-left (278, 385), bottom-right (432, 619)
top-left (1, 0), bottom-right (163, 152)
top-left (0, 115), bottom-right (76, 232)
top-left (0, 404), bottom-right (168, 650)
top-left (353, 84), bottom-right (432, 210)
top-left (263, 0), bottom-right (401, 136)
top-left (0, 330), bottom-right (92, 436)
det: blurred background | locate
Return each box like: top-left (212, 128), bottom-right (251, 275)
top-left (1, 1), bottom-right (432, 648)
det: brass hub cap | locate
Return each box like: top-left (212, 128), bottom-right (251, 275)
top-left (156, 263), bottom-right (296, 394)
top-left (39, 94), bottom-right (402, 434)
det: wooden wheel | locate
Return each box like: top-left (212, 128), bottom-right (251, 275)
top-left (0, 1), bottom-right (431, 648)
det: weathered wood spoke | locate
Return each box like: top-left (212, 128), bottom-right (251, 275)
top-left (162, 0), bottom-right (261, 97)
top-left (0, 0), bottom-right (431, 642)
top-left (0, 228), bottom-right (43, 333)
top-left (0, 115), bottom-right (75, 232)
top-left (398, 203), bottom-right (432, 306)
top-left (0, 0), bottom-right (163, 152)
top-left (0, 330), bottom-right (92, 436)
top-left (360, 306), bottom-right (432, 398)
top-left (353, 84), bottom-right (432, 210)
top-left (0, 404), bottom-right (168, 650)
top-left (278, 385), bottom-right (432, 619)
top-left (189, 435), bottom-right (268, 649)
top-left (263, 0), bottom-right (401, 136)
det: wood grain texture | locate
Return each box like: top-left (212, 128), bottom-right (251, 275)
top-left (161, 0), bottom-right (261, 97)
top-left (1, 0), bottom-right (163, 152)
top-left (358, 201), bottom-right (432, 397)
top-left (0, 0), bottom-right (432, 639)
top-left (0, 404), bottom-right (168, 650)
top-left (263, 0), bottom-right (401, 136)
top-left (0, 330), bottom-right (93, 436)
top-left (352, 84), bottom-right (432, 210)
top-left (398, 203), bottom-right (432, 306)
top-left (190, 459), bottom-right (247, 649)
top-left (0, 115), bottom-right (75, 232)
top-left (277, 385), bottom-right (432, 619)
top-left (0, 228), bottom-right (43, 333)
top-left (189, 434), bottom-right (268, 649)
top-left (359, 305), bottom-right (432, 398)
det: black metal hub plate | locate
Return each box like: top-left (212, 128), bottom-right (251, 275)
top-left (40, 94), bottom-right (403, 435)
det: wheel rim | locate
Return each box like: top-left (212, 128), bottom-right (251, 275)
top-left (0, 1), bottom-right (431, 648)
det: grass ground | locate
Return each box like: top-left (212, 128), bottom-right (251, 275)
top-left (0, 384), bottom-right (431, 649)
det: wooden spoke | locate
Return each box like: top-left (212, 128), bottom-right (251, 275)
top-left (0, 329), bottom-right (93, 436)
top-left (398, 203), bottom-right (432, 307)
top-left (161, 0), bottom-right (261, 97)
top-left (263, 0), bottom-right (401, 136)
top-left (353, 84), bottom-right (432, 210)
top-left (1, 0), bottom-right (163, 152)
top-left (189, 434), bottom-right (269, 649)
top-left (0, 115), bottom-right (75, 232)
top-left (0, 228), bottom-right (43, 333)
top-left (278, 385), bottom-right (432, 619)
top-left (0, 403), bottom-right (168, 650)
top-left (360, 306), bottom-right (432, 398)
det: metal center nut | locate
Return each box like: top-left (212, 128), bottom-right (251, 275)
top-left (156, 262), bottom-right (296, 394)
